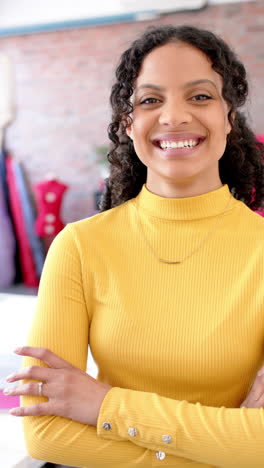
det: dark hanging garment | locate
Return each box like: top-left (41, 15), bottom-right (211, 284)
top-left (0, 149), bottom-right (22, 283)
top-left (0, 176), bottom-right (15, 287)
top-left (5, 155), bottom-right (39, 287)
top-left (14, 161), bottom-right (45, 278)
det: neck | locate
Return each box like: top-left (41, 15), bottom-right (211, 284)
top-left (146, 172), bottom-right (223, 199)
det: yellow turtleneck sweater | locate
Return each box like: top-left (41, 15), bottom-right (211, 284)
top-left (21, 184), bottom-right (264, 468)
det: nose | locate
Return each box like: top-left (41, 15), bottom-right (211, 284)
top-left (158, 99), bottom-right (193, 127)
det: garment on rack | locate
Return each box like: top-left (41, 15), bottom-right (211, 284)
top-left (0, 149), bottom-right (22, 283)
top-left (13, 162), bottom-right (46, 278)
top-left (0, 177), bottom-right (15, 287)
top-left (5, 156), bottom-right (39, 287)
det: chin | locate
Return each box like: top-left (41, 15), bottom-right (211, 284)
top-left (163, 171), bottom-right (199, 181)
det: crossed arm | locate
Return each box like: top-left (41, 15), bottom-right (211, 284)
top-left (5, 346), bottom-right (264, 468)
top-left (5, 226), bottom-right (264, 468)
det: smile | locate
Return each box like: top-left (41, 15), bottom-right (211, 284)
top-left (159, 139), bottom-right (199, 149)
top-left (153, 137), bottom-right (205, 154)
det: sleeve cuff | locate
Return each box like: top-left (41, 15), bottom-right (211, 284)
top-left (97, 386), bottom-right (178, 452)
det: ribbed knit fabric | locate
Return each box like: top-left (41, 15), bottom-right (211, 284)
top-left (21, 184), bottom-right (264, 468)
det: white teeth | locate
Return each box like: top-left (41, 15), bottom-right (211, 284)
top-left (159, 139), bottom-right (199, 149)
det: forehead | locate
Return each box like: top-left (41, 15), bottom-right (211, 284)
top-left (136, 42), bottom-right (223, 91)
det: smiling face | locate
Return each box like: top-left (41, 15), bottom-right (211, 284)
top-left (126, 41), bottom-right (232, 198)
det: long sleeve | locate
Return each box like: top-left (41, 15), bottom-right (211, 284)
top-left (20, 225), bottom-right (153, 468)
top-left (97, 386), bottom-right (264, 467)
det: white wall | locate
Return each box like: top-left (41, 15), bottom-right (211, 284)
top-left (0, 0), bottom-right (255, 29)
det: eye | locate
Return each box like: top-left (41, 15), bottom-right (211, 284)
top-left (191, 94), bottom-right (212, 101)
top-left (139, 97), bottom-right (160, 105)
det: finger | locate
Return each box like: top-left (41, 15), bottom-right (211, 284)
top-left (256, 394), bottom-right (264, 408)
top-left (3, 381), bottom-right (47, 398)
top-left (240, 397), bottom-right (260, 408)
top-left (14, 346), bottom-right (74, 370)
top-left (257, 366), bottom-right (264, 377)
top-left (252, 374), bottom-right (264, 401)
top-left (247, 375), bottom-right (264, 402)
top-left (6, 365), bottom-right (52, 383)
top-left (9, 402), bottom-right (50, 417)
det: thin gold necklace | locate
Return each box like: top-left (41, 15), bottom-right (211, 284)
top-left (136, 193), bottom-right (233, 264)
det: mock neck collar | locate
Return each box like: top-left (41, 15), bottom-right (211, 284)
top-left (134, 184), bottom-right (234, 220)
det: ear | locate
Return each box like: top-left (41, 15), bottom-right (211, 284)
top-left (125, 121), bottom-right (133, 140)
top-left (226, 110), bottom-right (235, 135)
top-left (226, 119), bottom-right (232, 135)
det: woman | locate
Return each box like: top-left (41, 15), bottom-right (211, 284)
top-left (5, 25), bottom-right (264, 468)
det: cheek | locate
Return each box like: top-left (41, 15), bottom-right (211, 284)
top-left (132, 110), bottom-right (156, 137)
top-left (131, 121), bottom-right (149, 145)
top-left (204, 110), bottom-right (230, 139)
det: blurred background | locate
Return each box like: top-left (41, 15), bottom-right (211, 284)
top-left (0, 1), bottom-right (263, 467)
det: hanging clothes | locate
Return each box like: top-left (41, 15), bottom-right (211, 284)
top-left (13, 161), bottom-right (46, 278)
top-left (0, 149), bottom-right (22, 283)
top-left (5, 155), bottom-right (39, 287)
top-left (0, 177), bottom-right (15, 288)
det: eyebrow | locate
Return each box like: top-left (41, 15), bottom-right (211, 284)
top-left (135, 79), bottom-right (218, 92)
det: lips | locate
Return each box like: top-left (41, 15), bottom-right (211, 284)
top-left (152, 133), bottom-right (205, 142)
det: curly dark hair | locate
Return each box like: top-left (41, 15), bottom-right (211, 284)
top-left (99, 24), bottom-right (264, 212)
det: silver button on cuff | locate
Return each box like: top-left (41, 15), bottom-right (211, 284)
top-left (128, 427), bottom-right (137, 437)
top-left (156, 451), bottom-right (166, 460)
top-left (162, 434), bottom-right (172, 444)
top-left (102, 422), bottom-right (112, 431)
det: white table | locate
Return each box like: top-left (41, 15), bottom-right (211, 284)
top-left (0, 293), bottom-right (42, 468)
top-left (0, 293), bottom-right (98, 468)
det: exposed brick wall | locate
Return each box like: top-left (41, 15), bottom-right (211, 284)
top-left (0, 0), bottom-right (263, 222)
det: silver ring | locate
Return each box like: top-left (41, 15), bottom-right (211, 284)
top-left (38, 382), bottom-right (43, 396)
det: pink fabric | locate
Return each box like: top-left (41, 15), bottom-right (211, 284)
top-left (0, 390), bottom-right (19, 410)
top-left (5, 156), bottom-right (39, 287)
top-left (34, 179), bottom-right (68, 237)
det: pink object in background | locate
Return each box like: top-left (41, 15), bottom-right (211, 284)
top-left (256, 134), bottom-right (264, 143)
top-left (34, 178), bottom-right (68, 237)
top-left (0, 390), bottom-right (19, 410)
top-left (5, 155), bottom-right (39, 287)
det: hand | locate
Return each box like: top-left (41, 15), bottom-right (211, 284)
top-left (4, 346), bottom-right (112, 426)
top-left (240, 366), bottom-right (264, 408)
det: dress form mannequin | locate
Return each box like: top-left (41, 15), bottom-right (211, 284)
top-left (33, 175), bottom-right (68, 251)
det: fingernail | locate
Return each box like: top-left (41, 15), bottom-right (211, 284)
top-left (9, 408), bottom-right (20, 416)
top-left (3, 388), bottom-right (10, 395)
top-left (6, 374), bottom-right (15, 382)
top-left (14, 348), bottom-right (22, 354)
top-left (257, 369), bottom-right (264, 377)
